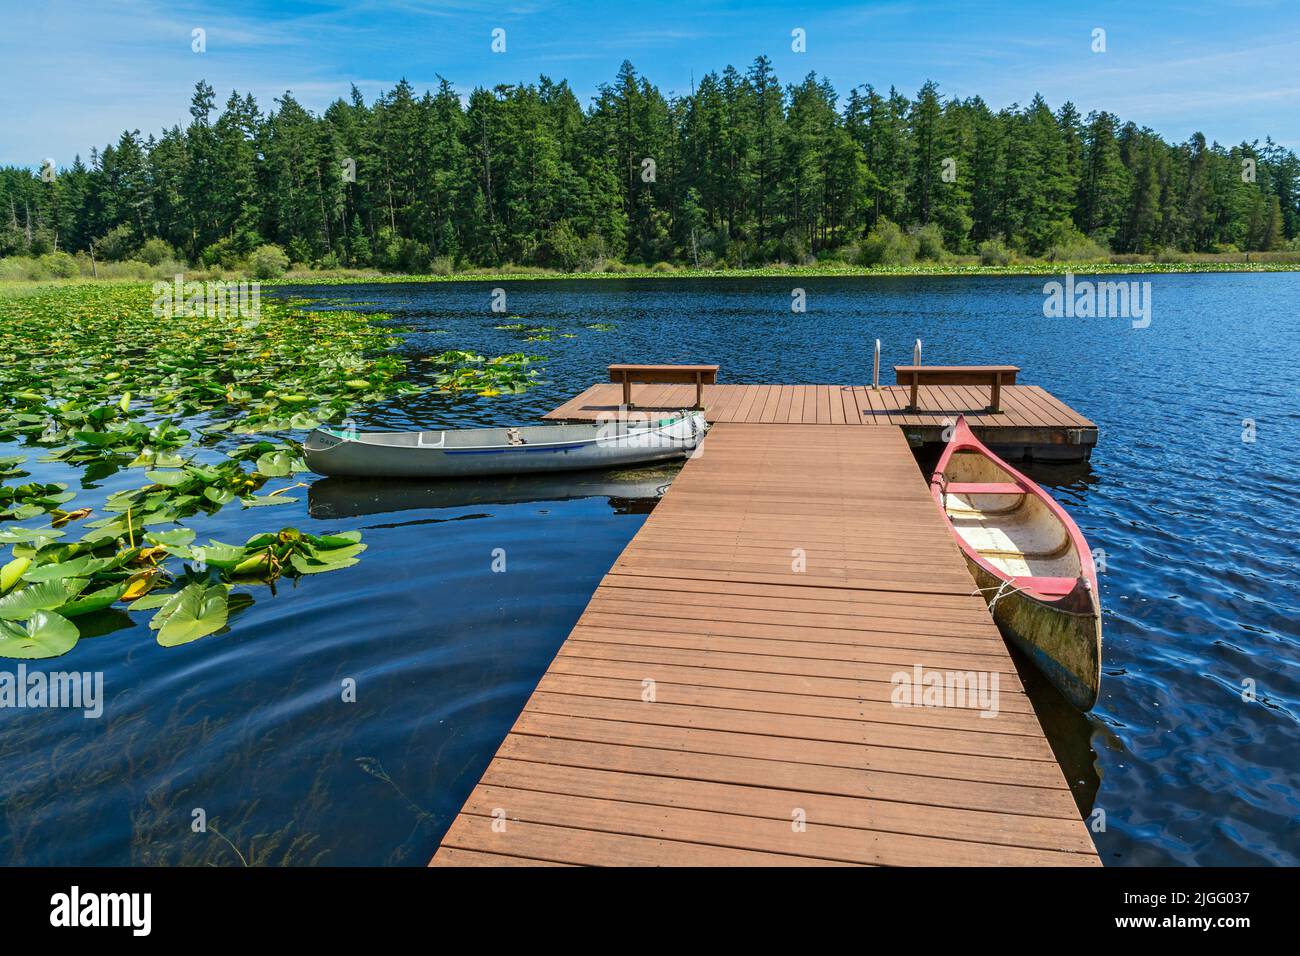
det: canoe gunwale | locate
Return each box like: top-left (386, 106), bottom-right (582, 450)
top-left (306, 413), bottom-right (701, 455)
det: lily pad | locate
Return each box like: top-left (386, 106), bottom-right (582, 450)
top-left (154, 582), bottom-right (230, 647)
top-left (0, 578), bottom-right (90, 620)
top-left (0, 611), bottom-right (80, 659)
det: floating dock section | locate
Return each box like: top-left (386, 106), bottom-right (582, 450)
top-left (545, 382), bottom-right (1097, 461)
top-left (431, 393), bottom-right (1102, 866)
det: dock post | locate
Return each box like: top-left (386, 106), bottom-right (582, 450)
top-left (872, 339), bottom-right (881, 389)
top-left (907, 339), bottom-right (922, 409)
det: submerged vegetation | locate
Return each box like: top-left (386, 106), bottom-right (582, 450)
top-left (0, 283), bottom-right (543, 659)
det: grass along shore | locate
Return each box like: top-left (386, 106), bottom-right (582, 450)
top-left (2, 252), bottom-right (1300, 291)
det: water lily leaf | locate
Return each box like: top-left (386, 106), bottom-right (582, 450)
top-left (0, 526), bottom-right (65, 546)
top-left (0, 455), bottom-right (28, 477)
top-left (305, 531), bottom-right (363, 548)
top-left (0, 611), bottom-right (80, 659)
top-left (204, 487), bottom-right (236, 506)
top-left (0, 578), bottom-right (90, 620)
top-left (59, 581), bottom-right (127, 617)
top-left (173, 540), bottom-right (245, 570)
top-left (232, 552), bottom-right (274, 577)
top-left (289, 553), bottom-right (361, 575)
top-left (1, 557), bottom-right (30, 593)
top-left (22, 555), bottom-right (114, 582)
top-left (144, 528), bottom-right (197, 549)
top-left (241, 494), bottom-right (294, 507)
top-left (155, 583), bottom-right (229, 647)
top-left (146, 469), bottom-right (188, 487)
top-left (120, 568), bottom-right (162, 601)
top-left (302, 541), bottom-right (367, 564)
top-left (128, 588), bottom-right (175, 611)
top-left (254, 451), bottom-right (298, 477)
top-left (2, 503), bottom-right (43, 520)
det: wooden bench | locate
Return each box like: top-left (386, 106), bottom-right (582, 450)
top-left (894, 365), bottom-right (1019, 413)
top-left (608, 363), bottom-right (719, 410)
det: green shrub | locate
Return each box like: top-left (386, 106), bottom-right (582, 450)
top-left (858, 219), bottom-right (918, 266)
top-left (0, 256), bottom-right (39, 280)
top-left (373, 230), bottom-right (430, 273)
top-left (1043, 222), bottom-right (1110, 262)
top-left (201, 238), bottom-right (243, 270)
top-left (539, 220), bottom-right (584, 271)
top-left (152, 257), bottom-right (187, 278)
top-left (910, 223), bottom-right (948, 261)
top-left (978, 238), bottom-right (1013, 266)
top-left (249, 244), bottom-right (290, 280)
top-left (651, 261), bottom-right (676, 272)
top-left (286, 237), bottom-right (313, 266)
top-left (39, 251), bottom-right (79, 278)
top-left (95, 224), bottom-right (138, 262)
top-left (428, 256), bottom-right (455, 276)
top-left (137, 238), bottom-right (177, 266)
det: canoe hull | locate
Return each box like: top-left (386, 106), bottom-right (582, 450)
top-left (931, 416), bottom-right (1102, 711)
top-left (963, 555), bottom-right (1102, 711)
top-left (303, 415), bottom-right (706, 479)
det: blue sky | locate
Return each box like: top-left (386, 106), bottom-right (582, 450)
top-left (3, 0), bottom-right (1298, 167)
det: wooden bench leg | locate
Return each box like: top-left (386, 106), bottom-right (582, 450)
top-left (908, 374), bottom-right (919, 412)
top-left (622, 374), bottom-right (632, 409)
top-left (989, 376), bottom-right (1002, 414)
top-left (694, 373), bottom-right (704, 410)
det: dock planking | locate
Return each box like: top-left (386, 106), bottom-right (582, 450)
top-left (431, 423), bottom-right (1101, 866)
top-left (543, 382), bottom-right (1097, 460)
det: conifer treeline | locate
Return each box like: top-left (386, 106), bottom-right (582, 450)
top-left (2, 57), bottom-right (1296, 270)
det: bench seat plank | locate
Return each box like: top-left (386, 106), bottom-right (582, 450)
top-left (893, 365), bottom-right (1019, 413)
top-left (609, 364), bottom-right (719, 409)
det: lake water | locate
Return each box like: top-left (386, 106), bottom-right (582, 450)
top-left (2, 273), bottom-right (1296, 865)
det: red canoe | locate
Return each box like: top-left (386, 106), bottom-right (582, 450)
top-left (931, 416), bottom-right (1102, 710)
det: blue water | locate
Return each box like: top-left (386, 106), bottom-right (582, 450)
top-left (2, 272), bottom-right (1296, 865)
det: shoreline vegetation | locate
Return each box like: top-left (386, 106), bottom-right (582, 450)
top-left (2, 253), bottom-right (1299, 291)
top-left (3, 58), bottom-right (1298, 289)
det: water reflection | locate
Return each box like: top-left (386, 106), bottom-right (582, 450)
top-left (308, 465), bottom-right (676, 519)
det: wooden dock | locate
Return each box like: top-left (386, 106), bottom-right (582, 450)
top-left (544, 382), bottom-right (1097, 460)
top-left (430, 420), bottom-right (1101, 866)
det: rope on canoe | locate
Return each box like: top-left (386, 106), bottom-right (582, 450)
top-left (972, 578), bottom-right (1029, 613)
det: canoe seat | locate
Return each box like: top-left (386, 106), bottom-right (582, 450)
top-left (943, 482), bottom-right (1027, 495)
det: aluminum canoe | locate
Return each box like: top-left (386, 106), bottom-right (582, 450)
top-left (303, 413), bottom-right (707, 479)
